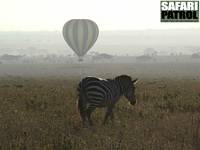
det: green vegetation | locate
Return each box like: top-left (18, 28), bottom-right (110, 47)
top-left (0, 77), bottom-right (200, 150)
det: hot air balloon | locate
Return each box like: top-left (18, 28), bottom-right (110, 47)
top-left (63, 19), bottom-right (99, 61)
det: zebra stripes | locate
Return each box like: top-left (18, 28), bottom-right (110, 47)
top-left (77, 75), bottom-right (138, 126)
top-left (63, 19), bottom-right (99, 57)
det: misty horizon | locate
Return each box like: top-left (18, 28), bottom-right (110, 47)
top-left (1, 28), bottom-right (200, 56)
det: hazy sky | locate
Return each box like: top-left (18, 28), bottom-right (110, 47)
top-left (0, 0), bottom-right (200, 31)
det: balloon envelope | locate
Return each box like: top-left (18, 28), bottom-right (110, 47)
top-left (63, 19), bottom-right (99, 59)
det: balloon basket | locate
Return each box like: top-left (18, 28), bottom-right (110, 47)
top-left (78, 58), bottom-right (83, 62)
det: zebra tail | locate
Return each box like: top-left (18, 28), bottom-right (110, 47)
top-left (77, 82), bottom-right (87, 118)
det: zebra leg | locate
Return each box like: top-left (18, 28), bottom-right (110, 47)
top-left (78, 99), bottom-right (88, 127)
top-left (103, 107), bottom-right (113, 125)
top-left (86, 107), bottom-right (95, 126)
top-left (79, 109), bottom-right (87, 126)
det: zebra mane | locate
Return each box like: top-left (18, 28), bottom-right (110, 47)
top-left (98, 77), bottom-right (107, 81)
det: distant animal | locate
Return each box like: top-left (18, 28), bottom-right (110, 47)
top-left (77, 75), bottom-right (138, 126)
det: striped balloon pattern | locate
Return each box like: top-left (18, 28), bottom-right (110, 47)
top-left (63, 19), bottom-right (99, 60)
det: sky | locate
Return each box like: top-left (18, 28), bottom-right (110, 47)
top-left (0, 0), bottom-right (200, 31)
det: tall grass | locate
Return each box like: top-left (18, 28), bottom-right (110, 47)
top-left (0, 77), bottom-right (200, 149)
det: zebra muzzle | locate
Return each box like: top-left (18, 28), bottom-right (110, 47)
top-left (130, 99), bottom-right (137, 105)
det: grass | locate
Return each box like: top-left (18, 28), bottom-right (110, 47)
top-left (0, 76), bottom-right (200, 150)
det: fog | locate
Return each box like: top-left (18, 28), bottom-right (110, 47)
top-left (0, 29), bottom-right (200, 78)
top-left (0, 29), bottom-right (200, 56)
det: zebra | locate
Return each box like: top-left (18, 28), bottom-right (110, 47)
top-left (77, 75), bottom-right (138, 126)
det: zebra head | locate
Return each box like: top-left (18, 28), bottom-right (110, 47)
top-left (115, 75), bottom-right (138, 105)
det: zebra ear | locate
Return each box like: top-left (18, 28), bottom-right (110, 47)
top-left (132, 78), bottom-right (138, 85)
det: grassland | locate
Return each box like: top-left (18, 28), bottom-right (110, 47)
top-left (0, 63), bottom-right (200, 149)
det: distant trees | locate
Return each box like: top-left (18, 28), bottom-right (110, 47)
top-left (143, 48), bottom-right (157, 57)
top-left (0, 54), bottom-right (25, 61)
top-left (135, 55), bottom-right (154, 62)
top-left (91, 53), bottom-right (114, 62)
top-left (191, 52), bottom-right (200, 59)
top-left (136, 48), bottom-right (157, 62)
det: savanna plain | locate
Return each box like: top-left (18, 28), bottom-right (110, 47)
top-left (0, 63), bottom-right (200, 150)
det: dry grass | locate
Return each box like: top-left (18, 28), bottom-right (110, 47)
top-left (0, 76), bottom-right (200, 150)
